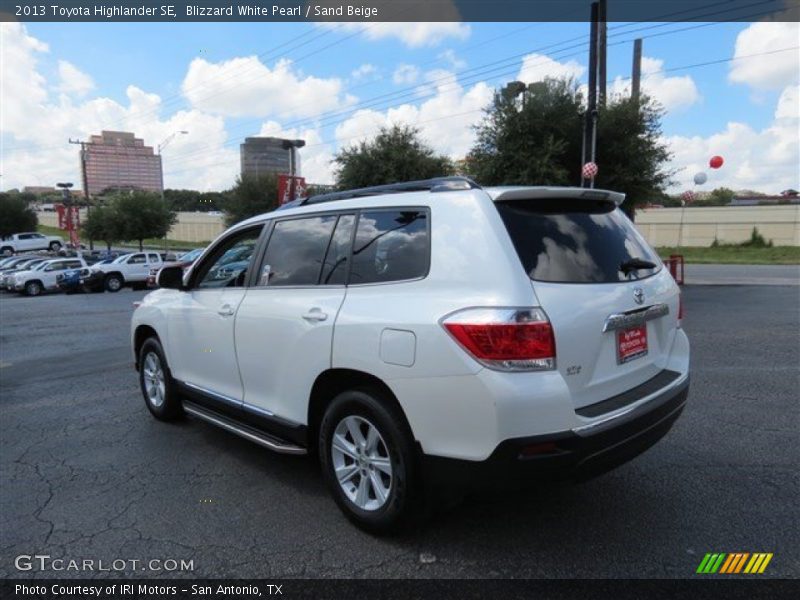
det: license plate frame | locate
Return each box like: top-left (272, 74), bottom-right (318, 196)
top-left (616, 324), bottom-right (648, 364)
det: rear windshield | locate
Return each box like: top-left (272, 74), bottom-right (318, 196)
top-left (495, 198), bottom-right (661, 283)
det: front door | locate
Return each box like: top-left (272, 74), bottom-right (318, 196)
top-left (166, 225), bottom-right (264, 403)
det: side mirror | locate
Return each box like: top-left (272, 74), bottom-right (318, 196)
top-left (157, 265), bottom-right (185, 290)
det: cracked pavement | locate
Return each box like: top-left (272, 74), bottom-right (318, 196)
top-left (0, 285), bottom-right (797, 578)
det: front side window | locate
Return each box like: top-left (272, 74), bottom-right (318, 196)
top-left (195, 227), bottom-right (262, 289)
top-left (128, 254), bottom-right (146, 264)
top-left (349, 209), bottom-right (430, 284)
top-left (320, 214), bottom-right (355, 285)
top-left (260, 216), bottom-right (337, 286)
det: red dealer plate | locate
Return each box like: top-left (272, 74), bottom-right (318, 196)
top-left (617, 324), bottom-right (648, 364)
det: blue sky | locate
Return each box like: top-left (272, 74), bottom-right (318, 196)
top-left (2, 21), bottom-right (798, 193)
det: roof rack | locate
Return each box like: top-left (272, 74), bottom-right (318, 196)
top-left (299, 176), bottom-right (481, 206)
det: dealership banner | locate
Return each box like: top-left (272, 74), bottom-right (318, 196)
top-left (2, 0), bottom-right (797, 22)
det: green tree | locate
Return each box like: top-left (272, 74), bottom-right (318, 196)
top-left (467, 78), bottom-right (673, 216)
top-left (82, 204), bottom-right (124, 250)
top-left (222, 174), bottom-right (279, 227)
top-left (704, 187), bottom-right (735, 206)
top-left (468, 79), bottom-right (583, 186)
top-left (107, 192), bottom-right (177, 250)
top-left (333, 124), bottom-right (454, 189)
top-left (0, 192), bottom-right (38, 239)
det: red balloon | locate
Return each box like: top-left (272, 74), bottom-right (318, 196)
top-left (709, 155), bottom-right (724, 169)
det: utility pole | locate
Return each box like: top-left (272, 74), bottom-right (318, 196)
top-left (582, 2), bottom-right (600, 188)
top-left (598, 0), bottom-right (608, 108)
top-left (69, 138), bottom-right (93, 250)
top-left (632, 38), bottom-right (643, 105)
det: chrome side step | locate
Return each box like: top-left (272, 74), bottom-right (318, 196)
top-left (183, 402), bottom-right (307, 456)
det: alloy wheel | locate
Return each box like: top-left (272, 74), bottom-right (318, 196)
top-left (142, 352), bottom-right (166, 408)
top-left (331, 415), bottom-right (393, 511)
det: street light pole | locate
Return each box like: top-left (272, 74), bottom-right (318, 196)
top-left (157, 130), bottom-right (188, 254)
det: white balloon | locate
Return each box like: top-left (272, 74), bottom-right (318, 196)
top-left (693, 172), bottom-right (708, 185)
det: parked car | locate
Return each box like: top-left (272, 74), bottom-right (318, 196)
top-left (1, 258), bottom-right (49, 291)
top-left (146, 247), bottom-right (205, 288)
top-left (10, 257), bottom-right (88, 296)
top-left (84, 252), bottom-right (162, 292)
top-left (0, 232), bottom-right (63, 256)
top-left (131, 177), bottom-right (690, 533)
top-left (56, 267), bottom-right (90, 294)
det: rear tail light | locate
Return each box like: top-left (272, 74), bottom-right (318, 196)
top-left (442, 307), bottom-right (556, 372)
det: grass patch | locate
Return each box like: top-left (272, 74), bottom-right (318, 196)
top-left (657, 246), bottom-right (800, 265)
top-left (37, 224), bottom-right (205, 251)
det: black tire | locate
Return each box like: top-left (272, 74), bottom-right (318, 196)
top-left (0, 247), bottom-right (12, 257)
top-left (319, 388), bottom-right (421, 534)
top-left (105, 274), bottom-right (123, 292)
top-left (138, 337), bottom-right (182, 421)
top-left (49, 241), bottom-right (62, 252)
top-left (24, 281), bottom-right (42, 296)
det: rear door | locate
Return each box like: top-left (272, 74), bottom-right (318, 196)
top-left (235, 213), bottom-right (354, 426)
top-left (494, 193), bottom-right (680, 409)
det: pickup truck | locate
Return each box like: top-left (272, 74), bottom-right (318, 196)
top-left (0, 232), bottom-right (64, 256)
top-left (83, 251), bottom-right (163, 292)
top-left (10, 257), bottom-right (88, 296)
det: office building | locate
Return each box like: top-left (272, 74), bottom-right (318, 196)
top-left (240, 137), bottom-right (303, 178)
top-left (82, 131), bottom-right (162, 196)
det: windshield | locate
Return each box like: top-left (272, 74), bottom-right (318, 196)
top-left (179, 248), bottom-right (204, 262)
top-left (112, 255), bottom-right (130, 264)
top-left (495, 198), bottom-right (661, 283)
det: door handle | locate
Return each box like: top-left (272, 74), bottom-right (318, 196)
top-left (302, 308), bottom-right (328, 322)
top-left (218, 304), bottom-right (235, 317)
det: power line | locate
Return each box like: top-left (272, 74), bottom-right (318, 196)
top-left (163, 15), bottom-right (777, 170)
top-left (163, 44), bottom-right (798, 179)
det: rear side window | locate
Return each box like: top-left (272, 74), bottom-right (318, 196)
top-left (350, 210), bottom-right (430, 285)
top-left (496, 199), bottom-right (661, 283)
top-left (262, 216), bottom-right (337, 286)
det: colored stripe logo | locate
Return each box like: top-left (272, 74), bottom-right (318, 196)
top-left (696, 553), bottom-right (773, 574)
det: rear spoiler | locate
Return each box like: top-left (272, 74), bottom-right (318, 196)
top-left (485, 186), bottom-right (626, 207)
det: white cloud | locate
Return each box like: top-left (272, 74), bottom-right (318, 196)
top-left (392, 64), bottom-right (420, 85)
top-left (181, 56), bottom-right (355, 118)
top-left (610, 56), bottom-right (700, 112)
top-left (0, 24), bottom-right (236, 192)
top-left (350, 63), bottom-right (377, 80)
top-left (665, 85), bottom-right (799, 193)
top-left (775, 84), bottom-right (799, 120)
top-left (321, 22), bottom-right (470, 48)
top-left (517, 53), bottom-right (585, 84)
top-left (729, 22), bottom-right (800, 90)
top-left (335, 70), bottom-right (493, 164)
top-left (437, 49), bottom-right (466, 70)
top-left (57, 60), bottom-right (95, 97)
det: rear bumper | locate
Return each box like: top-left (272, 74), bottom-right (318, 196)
top-left (422, 375), bottom-right (689, 490)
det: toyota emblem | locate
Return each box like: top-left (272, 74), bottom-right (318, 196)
top-left (633, 287), bottom-right (645, 305)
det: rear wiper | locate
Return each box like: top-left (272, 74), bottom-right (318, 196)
top-left (620, 257), bottom-right (657, 275)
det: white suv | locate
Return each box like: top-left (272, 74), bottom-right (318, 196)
top-left (131, 178), bottom-right (690, 532)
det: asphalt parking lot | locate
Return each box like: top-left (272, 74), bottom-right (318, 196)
top-left (1, 283), bottom-right (798, 579)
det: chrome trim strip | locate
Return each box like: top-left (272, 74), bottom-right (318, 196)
top-left (571, 371), bottom-right (689, 435)
top-left (183, 381), bottom-right (241, 408)
top-left (184, 404), bottom-right (306, 455)
top-left (602, 303), bottom-right (670, 333)
top-left (242, 402), bottom-right (275, 418)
